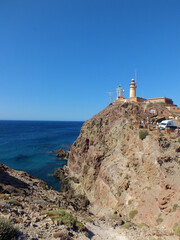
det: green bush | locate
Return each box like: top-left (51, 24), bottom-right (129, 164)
top-left (156, 217), bottom-right (163, 225)
top-left (159, 133), bottom-right (164, 137)
top-left (170, 136), bottom-right (176, 139)
top-left (138, 223), bottom-right (148, 228)
top-left (129, 210), bottom-right (138, 219)
top-left (46, 209), bottom-right (86, 231)
top-left (6, 198), bottom-right (21, 206)
top-left (139, 130), bottom-right (149, 140)
top-left (152, 118), bottom-right (157, 123)
top-left (0, 217), bottom-right (20, 240)
top-left (173, 204), bottom-right (179, 212)
top-left (120, 221), bottom-right (132, 229)
top-left (173, 223), bottom-right (180, 236)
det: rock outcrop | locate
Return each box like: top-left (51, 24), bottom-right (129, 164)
top-left (2, 101), bottom-right (180, 239)
top-left (0, 162), bottom-right (156, 240)
top-left (64, 102), bottom-right (180, 236)
top-left (0, 163), bottom-right (90, 239)
top-left (56, 148), bottom-right (69, 160)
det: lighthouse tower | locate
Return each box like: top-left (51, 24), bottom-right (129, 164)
top-left (129, 78), bottom-right (137, 98)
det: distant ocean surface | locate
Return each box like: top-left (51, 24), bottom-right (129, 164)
top-left (0, 120), bottom-right (83, 191)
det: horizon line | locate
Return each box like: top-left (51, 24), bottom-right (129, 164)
top-left (0, 119), bottom-right (85, 122)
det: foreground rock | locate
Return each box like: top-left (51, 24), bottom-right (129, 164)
top-left (0, 163), bottom-right (91, 239)
top-left (57, 101), bottom-right (180, 239)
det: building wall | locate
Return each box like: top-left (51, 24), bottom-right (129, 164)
top-left (148, 97), bottom-right (173, 105)
top-left (115, 96), bottom-right (146, 103)
top-left (115, 92), bottom-right (178, 114)
top-left (166, 106), bottom-right (180, 114)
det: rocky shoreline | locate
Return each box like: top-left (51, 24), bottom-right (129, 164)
top-left (1, 101), bottom-right (180, 239)
top-left (0, 163), bottom-right (164, 240)
top-left (0, 163), bottom-right (91, 239)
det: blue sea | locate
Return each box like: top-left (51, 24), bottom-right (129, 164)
top-left (0, 120), bottom-right (83, 191)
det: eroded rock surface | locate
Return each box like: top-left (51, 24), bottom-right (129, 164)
top-left (0, 163), bottom-right (161, 240)
top-left (63, 102), bottom-right (180, 237)
top-left (2, 101), bottom-right (180, 239)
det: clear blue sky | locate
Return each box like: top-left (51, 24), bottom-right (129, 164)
top-left (0, 0), bottom-right (180, 121)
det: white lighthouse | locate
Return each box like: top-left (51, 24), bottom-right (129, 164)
top-left (129, 78), bottom-right (137, 98)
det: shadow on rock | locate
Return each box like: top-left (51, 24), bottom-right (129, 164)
top-left (0, 164), bottom-right (29, 190)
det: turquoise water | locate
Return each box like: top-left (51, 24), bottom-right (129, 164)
top-left (0, 120), bottom-right (83, 191)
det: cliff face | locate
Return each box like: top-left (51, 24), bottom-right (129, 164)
top-left (67, 102), bottom-right (180, 232)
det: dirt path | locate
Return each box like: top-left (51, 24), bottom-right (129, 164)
top-left (79, 222), bottom-right (130, 240)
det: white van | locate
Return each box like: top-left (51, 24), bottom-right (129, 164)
top-left (158, 120), bottom-right (174, 129)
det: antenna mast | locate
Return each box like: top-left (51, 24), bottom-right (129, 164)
top-left (116, 85), bottom-right (125, 98)
top-left (106, 92), bottom-right (113, 104)
top-left (135, 69), bottom-right (137, 83)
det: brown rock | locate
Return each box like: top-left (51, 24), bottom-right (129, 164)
top-left (63, 101), bottom-right (180, 234)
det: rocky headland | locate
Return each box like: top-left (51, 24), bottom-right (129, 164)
top-left (55, 101), bottom-right (180, 239)
top-left (1, 101), bottom-right (180, 239)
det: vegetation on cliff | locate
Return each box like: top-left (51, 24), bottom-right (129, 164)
top-left (46, 209), bottom-right (86, 231)
top-left (0, 217), bottom-right (20, 240)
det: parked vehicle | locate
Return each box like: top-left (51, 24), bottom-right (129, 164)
top-left (158, 120), bottom-right (175, 129)
top-left (166, 125), bottom-right (179, 130)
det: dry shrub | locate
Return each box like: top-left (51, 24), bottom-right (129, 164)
top-left (53, 231), bottom-right (72, 239)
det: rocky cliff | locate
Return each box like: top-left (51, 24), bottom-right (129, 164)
top-left (0, 162), bottom-right (152, 240)
top-left (66, 101), bottom-right (180, 236)
top-left (0, 163), bottom-right (91, 239)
